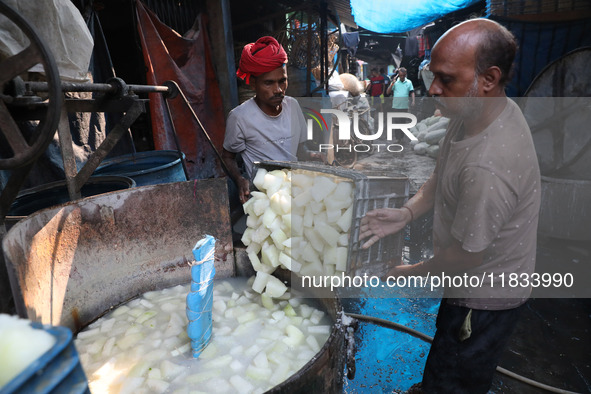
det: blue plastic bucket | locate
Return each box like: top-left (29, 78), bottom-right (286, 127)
top-left (1, 324), bottom-right (89, 394)
top-left (93, 150), bottom-right (187, 186)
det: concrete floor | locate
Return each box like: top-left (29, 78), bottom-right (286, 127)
top-left (342, 236), bottom-right (591, 393)
top-left (343, 148), bottom-right (591, 393)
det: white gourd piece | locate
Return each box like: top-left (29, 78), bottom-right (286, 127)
top-left (316, 223), bottom-right (341, 245)
top-left (311, 176), bottom-right (337, 202)
top-left (336, 205), bottom-right (353, 233)
top-left (335, 247), bottom-right (348, 272)
top-left (264, 276), bottom-right (287, 298)
top-left (261, 244), bottom-right (280, 268)
top-left (251, 271), bottom-right (270, 294)
top-left (252, 168), bottom-right (267, 190)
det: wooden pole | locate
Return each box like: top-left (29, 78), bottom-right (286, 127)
top-left (205, 0), bottom-right (239, 116)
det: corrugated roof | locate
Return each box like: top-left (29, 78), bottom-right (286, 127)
top-left (329, 0), bottom-right (357, 28)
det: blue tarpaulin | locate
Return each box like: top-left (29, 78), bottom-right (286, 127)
top-left (350, 0), bottom-right (481, 33)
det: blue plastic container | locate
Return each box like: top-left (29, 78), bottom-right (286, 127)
top-left (93, 150), bottom-right (187, 186)
top-left (0, 324), bottom-right (89, 394)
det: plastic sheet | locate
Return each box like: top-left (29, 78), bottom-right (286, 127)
top-left (186, 235), bottom-right (216, 358)
top-left (135, 1), bottom-right (226, 180)
top-left (350, 0), bottom-right (481, 34)
top-left (0, 0), bottom-right (93, 82)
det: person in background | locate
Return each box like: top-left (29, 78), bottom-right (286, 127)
top-left (380, 67), bottom-right (391, 96)
top-left (386, 67), bottom-right (415, 142)
top-left (360, 19), bottom-right (540, 393)
top-left (223, 36), bottom-right (322, 206)
top-left (366, 68), bottom-right (386, 113)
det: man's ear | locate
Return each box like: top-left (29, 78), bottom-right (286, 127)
top-left (482, 66), bottom-right (502, 93)
top-left (249, 76), bottom-right (257, 91)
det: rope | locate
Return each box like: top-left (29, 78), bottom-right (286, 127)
top-left (188, 247), bottom-right (215, 267)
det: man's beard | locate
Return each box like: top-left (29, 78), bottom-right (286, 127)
top-left (460, 75), bottom-right (483, 118)
top-left (433, 75), bottom-right (482, 119)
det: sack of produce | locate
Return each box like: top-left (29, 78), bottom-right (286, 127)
top-left (414, 142), bottom-right (429, 155)
top-left (427, 145), bottom-right (440, 158)
top-left (339, 73), bottom-right (364, 96)
top-left (425, 128), bottom-right (447, 145)
top-left (416, 121), bottom-right (428, 133)
top-left (423, 117), bottom-right (449, 133)
top-left (425, 116), bottom-right (441, 126)
top-left (417, 131), bottom-right (428, 142)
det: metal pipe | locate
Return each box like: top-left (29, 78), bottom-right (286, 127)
top-left (164, 99), bottom-right (190, 180)
top-left (127, 84), bottom-right (170, 94)
top-left (25, 81), bottom-right (170, 95)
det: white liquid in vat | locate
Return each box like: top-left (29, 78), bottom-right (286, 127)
top-left (75, 277), bottom-right (331, 393)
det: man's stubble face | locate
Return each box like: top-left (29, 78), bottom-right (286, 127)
top-left (251, 67), bottom-right (288, 114)
top-left (428, 38), bottom-right (485, 120)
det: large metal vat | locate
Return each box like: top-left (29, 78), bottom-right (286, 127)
top-left (0, 176), bottom-right (136, 314)
top-left (1, 179), bottom-right (347, 393)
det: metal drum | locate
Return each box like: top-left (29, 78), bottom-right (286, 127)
top-left (93, 150), bottom-right (187, 186)
top-left (7, 176), bottom-right (136, 217)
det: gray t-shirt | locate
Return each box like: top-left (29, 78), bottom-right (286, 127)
top-left (223, 96), bottom-right (307, 178)
top-left (433, 98), bottom-right (541, 310)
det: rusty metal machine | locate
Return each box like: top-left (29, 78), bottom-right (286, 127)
top-left (0, 1), bottom-right (184, 229)
top-left (0, 1), bottom-right (189, 316)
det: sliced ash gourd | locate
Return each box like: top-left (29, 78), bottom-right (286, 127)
top-left (242, 168), bottom-right (354, 296)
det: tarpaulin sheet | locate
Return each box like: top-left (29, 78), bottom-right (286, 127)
top-left (490, 16), bottom-right (591, 97)
top-left (350, 0), bottom-right (481, 33)
top-left (0, 0), bottom-right (93, 82)
top-left (135, 1), bottom-right (225, 179)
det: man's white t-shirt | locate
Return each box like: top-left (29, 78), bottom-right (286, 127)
top-left (223, 96), bottom-right (307, 178)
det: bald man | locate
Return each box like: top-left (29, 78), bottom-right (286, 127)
top-left (360, 19), bottom-right (540, 393)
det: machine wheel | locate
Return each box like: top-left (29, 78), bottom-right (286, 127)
top-left (0, 1), bottom-right (62, 170)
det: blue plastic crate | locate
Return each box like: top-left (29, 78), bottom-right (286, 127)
top-left (0, 323), bottom-right (89, 394)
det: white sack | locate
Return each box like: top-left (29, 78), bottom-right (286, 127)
top-left (0, 0), bottom-right (93, 82)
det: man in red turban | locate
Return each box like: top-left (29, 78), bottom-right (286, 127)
top-left (236, 36), bottom-right (288, 85)
top-left (223, 36), bottom-right (323, 210)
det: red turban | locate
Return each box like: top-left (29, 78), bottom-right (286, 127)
top-left (236, 36), bottom-right (288, 84)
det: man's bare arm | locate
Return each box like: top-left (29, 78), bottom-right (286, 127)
top-left (297, 142), bottom-right (326, 162)
top-left (404, 169), bottom-right (437, 221)
top-left (222, 148), bottom-right (250, 203)
top-left (388, 237), bottom-right (484, 277)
